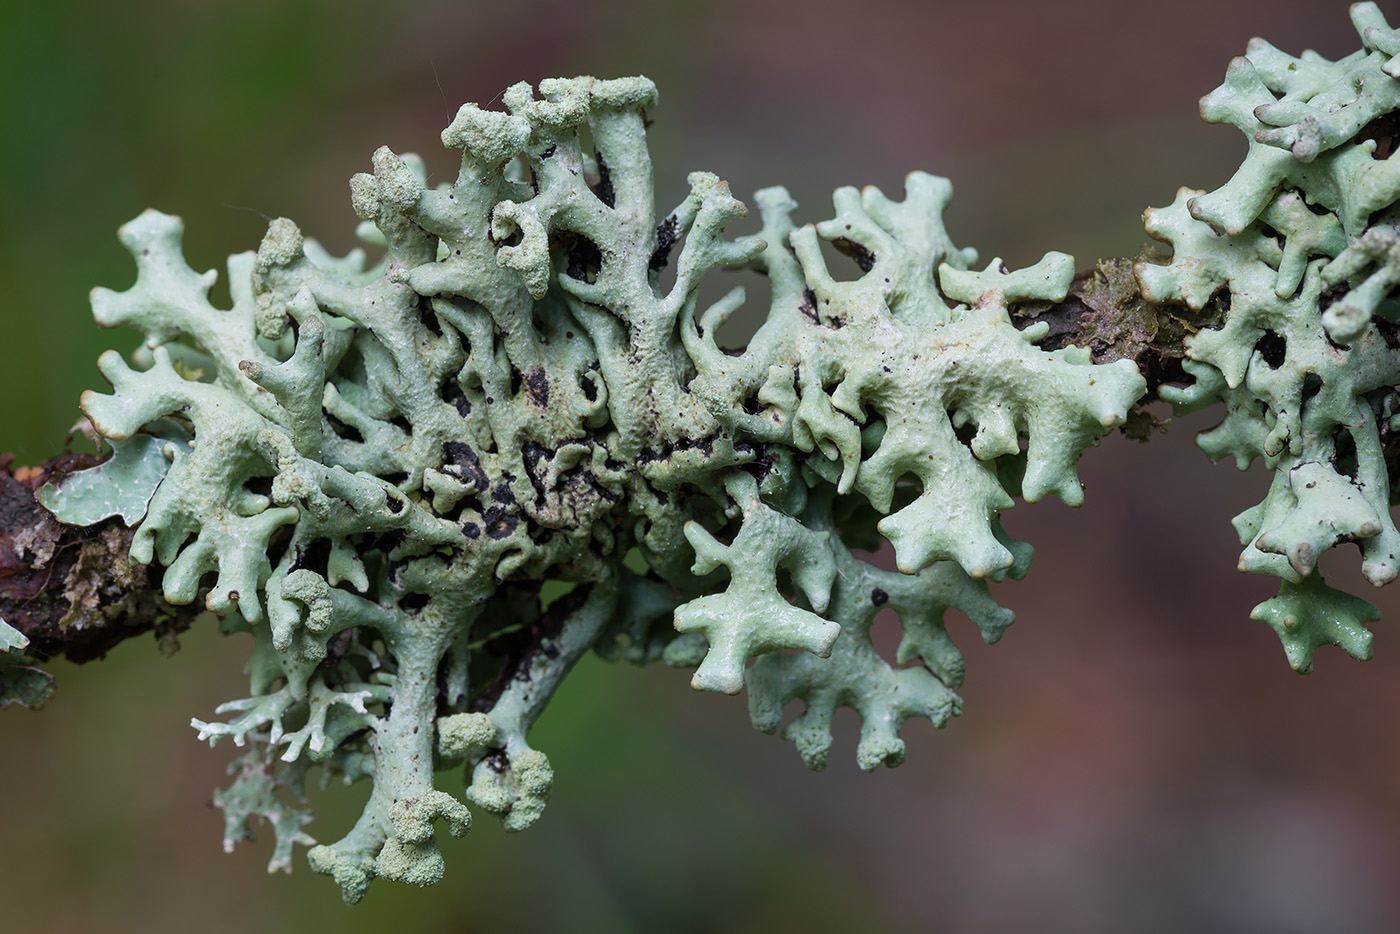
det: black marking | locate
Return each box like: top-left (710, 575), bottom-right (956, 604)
top-left (291, 538), bottom-right (331, 576)
top-left (443, 441), bottom-right (490, 491)
top-left (1334, 427), bottom-right (1360, 479)
top-left (326, 413), bottom-right (364, 444)
top-left (650, 215), bottom-right (679, 273)
top-left (525, 368), bottom-right (549, 407)
top-left (1301, 372), bottom-right (1323, 406)
top-left (1359, 111), bottom-right (1400, 161)
top-left (522, 442), bottom-right (550, 506)
top-left (442, 380), bottom-right (473, 417)
top-left (374, 529), bottom-right (407, 555)
top-left (565, 234), bottom-right (602, 283)
top-left (483, 506), bottom-right (518, 540)
top-left (418, 298), bottom-right (443, 336)
top-left (591, 151), bottom-right (615, 208)
top-left (832, 237), bottom-right (876, 273)
top-left (1254, 330), bottom-right (1287, 369)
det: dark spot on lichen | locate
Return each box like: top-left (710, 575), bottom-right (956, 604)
top-left (951, 415), bottom-right (978, 448)
top-left (1301, 372), bottom-right (1323, 406)
top-left (484, 506), bottom-right (518, 540)
top-left (326, 413), bottom-right (364, 444)
top-left (1377, 316), bottom-right (1400, 349)
top-left (1254, 329), bottom-right (1287, 369)
top-left (1334, 427), bottom-right (1359, 479)
top-left (418, 299), bottom-right (443, 336)
top-left (443, 441), bottom-right (490, 491)
top-left (525, 368), bottom-right (549, 407)
top-left (650, 215), bottom-right (678, 273)
top-left (292, 538), bottom-right (332, 576)
top-left (521, 442), bottom-right (550, 507)
top-left (244, 475), bottom-right (273, 498)
top-left (374, 529), bottom-right (406, 555)
top-left (590, 151), bottom-right (615, 208)
top-left (832, 237), bottom-right (876, 273)
top-left (871, 587), bottom-right (888, 606)
top-left (1359, 111), bottom-right (1400, 161)
top-left (564, 233), bottom-right (602, 284)
top-left (442, 380), bottom-right (472, 417)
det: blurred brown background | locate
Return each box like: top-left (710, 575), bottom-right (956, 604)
top-left (1, 1), bottom-right (1395, 931)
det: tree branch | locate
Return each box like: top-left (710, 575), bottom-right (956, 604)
top-left (0, 451), bottom-right (200, 672)
top-left (0, 254), bottom-right (1208, 694)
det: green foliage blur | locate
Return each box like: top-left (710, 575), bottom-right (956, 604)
top-left (5, 2), bottom-right (1399, 932)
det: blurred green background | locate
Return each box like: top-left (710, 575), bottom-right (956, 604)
top-left (5, 1), bottom-right (1400, 931)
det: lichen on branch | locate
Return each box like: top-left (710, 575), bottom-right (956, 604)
top-left (38, 74), bottom-right (1147, 900)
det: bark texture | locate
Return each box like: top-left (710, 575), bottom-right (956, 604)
top-left (0, 452), bottom-right (199, 669)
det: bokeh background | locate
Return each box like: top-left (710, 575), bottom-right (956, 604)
top-left (1, 1), bottom-right (1395, 931)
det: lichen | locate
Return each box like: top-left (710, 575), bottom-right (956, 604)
top-left (46, 75), bottom-right (1144, 899)
top-left (0, 618), bottom-right (52, 709)
top-left (1137, 2), bottom-right (1400, 672)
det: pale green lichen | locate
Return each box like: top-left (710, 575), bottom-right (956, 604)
top-left (1139, 2), bottom-right (1400, 672)
top-left (0, 618), bottom-right (52, 710)
top-left (47, 75), bottom-right (1143, 899)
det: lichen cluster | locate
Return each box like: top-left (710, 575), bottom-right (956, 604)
top-left (1138, 2), bottom-right (1400, 672)
top-left (46, 77), bottom-right (1143, 899)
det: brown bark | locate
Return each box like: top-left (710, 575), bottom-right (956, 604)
top-left (1009, 252), bottom-right (1226, 440)
top-left (0, 452), bottom-right (199, 669)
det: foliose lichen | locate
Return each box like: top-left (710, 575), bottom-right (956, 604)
top-left (46, 75), bottom-right (1143, 899)
top-left (1137, 2), bottom-right (1400, 672)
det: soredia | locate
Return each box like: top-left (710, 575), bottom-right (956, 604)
top-left (47, 74), bottom-right (1143, 899)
